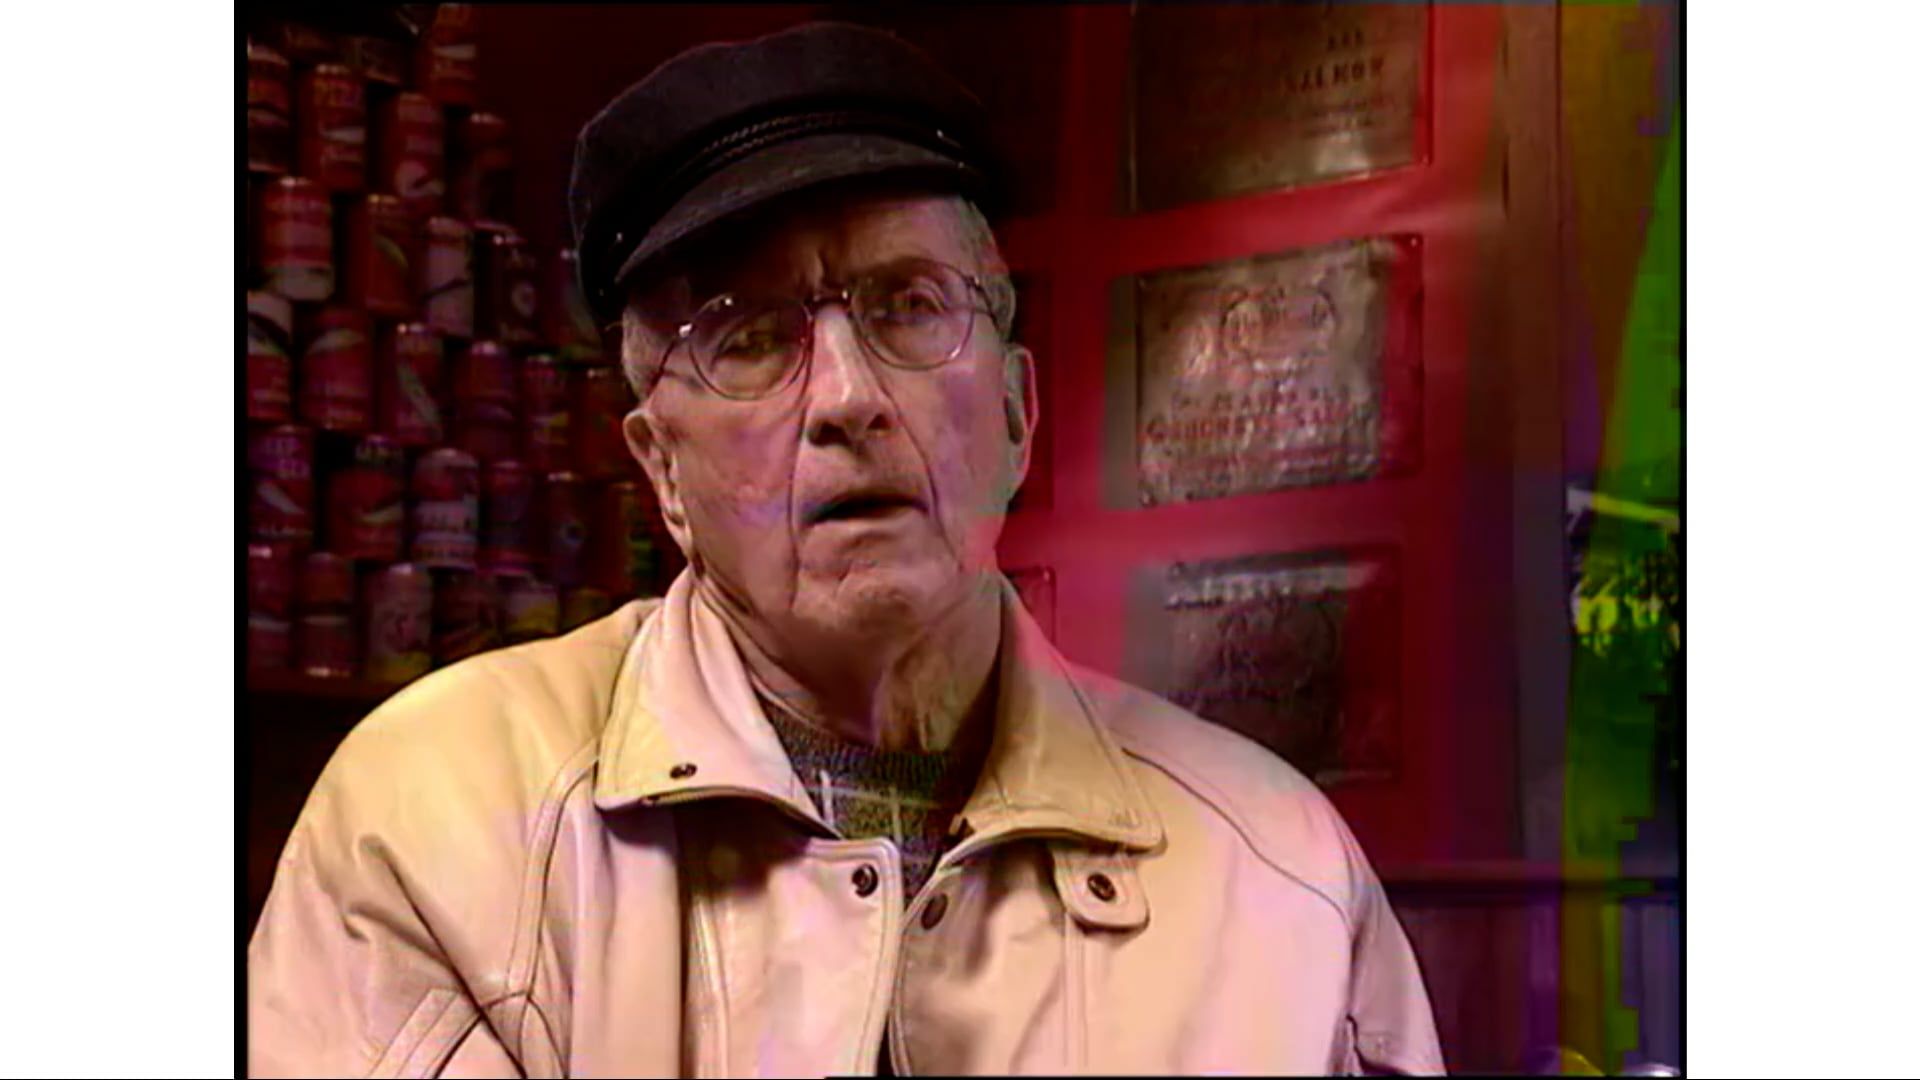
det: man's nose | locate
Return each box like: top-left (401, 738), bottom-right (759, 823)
top-left (801, 305), bottom-right (898, 447)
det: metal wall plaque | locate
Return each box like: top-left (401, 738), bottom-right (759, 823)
top-left (1128, 2), bottom-right (1428, 210)
top-left (1135, 236), bottom-right (1421, 505)
top-left (1156, 549), bottom-right (1400, 785)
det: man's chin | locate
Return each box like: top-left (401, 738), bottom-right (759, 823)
top-left (793, 563), bottom-right (955, 641)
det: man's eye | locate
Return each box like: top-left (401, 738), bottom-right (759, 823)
top-left (718, 329), bottom-right (782, 357)
top-left (878, 283), bottom-right (950, 320)
top-left (713, 312), bottom-right (790, 359)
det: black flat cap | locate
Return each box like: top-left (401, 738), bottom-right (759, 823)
top-left (569, 21), bottom-right (1004, 325)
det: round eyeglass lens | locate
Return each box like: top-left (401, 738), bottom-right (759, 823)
top-left (856, 260), bottom-right (977, 368)
top-left (693, 296), bottom-right (809, 397)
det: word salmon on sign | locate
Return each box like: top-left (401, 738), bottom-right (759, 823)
top-left (1132, 235), bottom-right (1422, 505)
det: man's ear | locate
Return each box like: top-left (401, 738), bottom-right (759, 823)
top-left (624, 405), bottom-right (694, 559)
top-left (1001, 343), bottom-right (1039, 496)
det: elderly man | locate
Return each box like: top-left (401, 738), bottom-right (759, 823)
top-left (248, 22), bottom-right (1442, 1078)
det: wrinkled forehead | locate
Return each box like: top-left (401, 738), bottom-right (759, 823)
top-left (635, 186), bottom-right (983, 314)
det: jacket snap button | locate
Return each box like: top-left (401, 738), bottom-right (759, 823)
top-left (1088, 872), bottom-right (1117, 903)
top-left (852, 864), bottom-right (878, 897)
top-left (920, 892), bottom-right (949, 930)
top-left (669, 762), bottom-right (697, 780)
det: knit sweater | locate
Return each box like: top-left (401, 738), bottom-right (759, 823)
top-left (756, 694), bottom-right (986, 904)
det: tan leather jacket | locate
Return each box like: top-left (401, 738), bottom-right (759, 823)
top-left (248, 573), bottom-right (1443, 1077)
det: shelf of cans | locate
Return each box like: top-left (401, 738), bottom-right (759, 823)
top-left (245, 7), bottom-right (679, 689)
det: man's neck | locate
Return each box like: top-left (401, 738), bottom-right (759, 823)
top-left (699, 576), bottom-right (1003, 753)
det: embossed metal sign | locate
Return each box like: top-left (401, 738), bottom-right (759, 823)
top-left (1159, 550), bottom-right (1400, 785)
top-left (1135, 236), bottom-right (1421, 505)
top-left (1129, 1), bottom-right (1428, 210)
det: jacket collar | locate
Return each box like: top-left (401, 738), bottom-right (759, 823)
top-left (594, 570), bottom-right (1165, 855)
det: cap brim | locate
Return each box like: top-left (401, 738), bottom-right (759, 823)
top-left (612, 130), bottom-right (984, 293)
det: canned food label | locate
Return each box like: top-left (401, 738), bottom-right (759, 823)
top-left (482, 483), bottom-right (535, 572)
top-left (347, 35), bottom-right (407, 86)
top-left (263, 187), bottom-right (333, 301)
top-left (248, 544), bottom-right (297, 616)
top-left (247, 310), bottom-right (294, 420)
top-left (328, 466), bottom-right (405, 561)
top-left (434, 574), bottom-right (498, 662)
top-left (501, 581), bottom-right (558, 641)
top-left (414, 497), bottom-right (479, 568)
top-left (248, 353), bottom-right (293, 422)
top-left (297, 612), bottom-right (358, 677)
top-left (249, 100), bottom-right (293, 174)
top-left (301, 325), bottom-right (372, 433)
top-left (251, 432), bottom-right (314, 545)
top-left (248, 614), bottom-right (292, 670)
top-left (352, 203), bottom-right (415, 316)
top-left (424, 240), bottom-right (474, 337)
top-left (393, 361), bottom-right (444, 443)
top-left (302, 72), bottom-right (367, 188)
top-left (366, 585), bottom-right (432, 682)
top-left (456, 417), bottom-right (518, 464)
top-left (524, 411), bottom-right (570, 471)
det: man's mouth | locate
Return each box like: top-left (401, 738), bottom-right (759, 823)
top-left (805, 489), bottom-right (925, 525)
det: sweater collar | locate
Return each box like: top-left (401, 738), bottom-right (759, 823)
top-left (593, 570), bottom-right (1164, 854)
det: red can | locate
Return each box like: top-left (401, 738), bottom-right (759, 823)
top-left (299, 551), bottom-right (357, 611)
top-left (378, 323), bottom-right (445, 447)
top-left (573, 365), bottom-right (634, 480)
top-left (498, 575), bottom-right (559, 644)
top-left (260, 177), bottom-right (334, 302)
top-left (326, 435), bottom-right (407, 562)
top-left (420, 216), bottom-right (473, 338)
top-left (474, 224), bottom-right (538, 347)
top-left (249, 542), bottom-right (297, 621)
top-left (411, 447), bottom-right (480, 570)
top-left (247, 291), bottom-right (294, 422)
top-left (364, 563), bottom-right (433, 683)
top-left (452, 340), bottom-right (518, 462)
top-left (452, 111), bottom-right (513, 223)
top-left (298, 307), bottom-right (372, 434)
top-left (591, 480), bottom-right (660, 596)
top-left (296, 64), bottom-right (367, 192)
top-left (297, 611), bottom-right (358, 679)
top-left (296, 552), bottom-right (358, 679)
top-left (433, 570), bottom-right (499, 664)
top-left (262, 19), bottom-right (341, 66)
top-left (543, 249), bottom-right (603, 362)
top-left (345, 194), bottom-right (416, 318)
top-left (560, 587), bottom-right (614, 631)
top-left (414, 3), bottom-right (478, 106)
top-left (543, 471), bottom-right (590, 589)
top-left (247, 542), bottom-right (296, 670)
top-left (247, 41), bottom-right (292, 176)
top-left (344, 35), bottom-right (407, 88)
top-left (249, 424), bottom-right (314, 548)
top-left (374, 91), bottom-right (445, 219)
top-left (520, 352), bottom-right (571, 472)
top-left (480, 460), bottom-right (536, 573)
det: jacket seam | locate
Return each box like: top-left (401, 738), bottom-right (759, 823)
top-left (1117, 746), bottom-right (1356, 935)
top-left (367, 986), bottom-right (457, 1079)
top-left (522, 995), bottom-right (564, 1077)
top-left (480, 657), bottom-right (606, 1007)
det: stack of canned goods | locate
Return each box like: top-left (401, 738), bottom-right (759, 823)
top-left (244, 8), bottom-right (674, 688)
